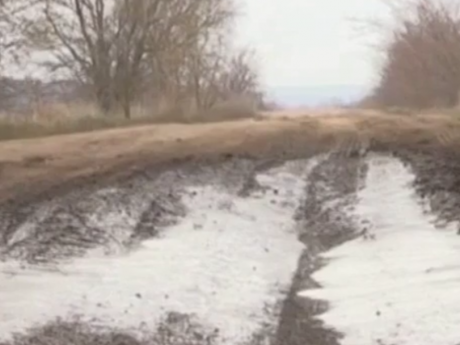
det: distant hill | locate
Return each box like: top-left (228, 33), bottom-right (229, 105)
top-left (266, 85), bottom-right (370, 108)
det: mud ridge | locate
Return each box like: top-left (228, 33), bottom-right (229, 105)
top-left (395, 148), bottom-right (460, 229)
top-left (0, 158), bottom-right (261, 263)
top-left (275, 152), bottom-right (368, 345)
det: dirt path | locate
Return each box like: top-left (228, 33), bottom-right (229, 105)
top-left (2, 111), bottom-right (460, 345)
top-left (3, 149), bottom-right (459, 345)
top-left (276, 152), bottom-right (367, 345)
top-left (0, 156), bottom-right (321, 345)
top-left (300, 155), bottom-right (460, 345)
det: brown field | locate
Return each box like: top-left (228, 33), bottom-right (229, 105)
top-left (1, 109), bottom-right (459, 207)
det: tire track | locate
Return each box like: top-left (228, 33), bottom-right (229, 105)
top-left (0, 157), bottom-right (316, 345)
top-left (275, 153), bottom-right (367, 345)
top-left (0, 158), bottom-right (260, 263)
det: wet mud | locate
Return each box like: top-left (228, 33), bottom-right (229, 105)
top-left (1, 143), bottom-right (460, 345)
top-left (275, 153), bottom-right (368, 345)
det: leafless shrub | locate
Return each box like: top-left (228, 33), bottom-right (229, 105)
top-left (372, 0), bottom-right (460, 109)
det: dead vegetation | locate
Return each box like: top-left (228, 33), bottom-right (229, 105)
top-left (0, 0), bottom-right (264, 123)
top-left (1, 110), bottom-right (460, 207)
top-left (0, 0), bottom-right (267, 141)
top-left (368, 0), bottom-right (460, 109)
top-left (0, 101), bottom-right (259, 141)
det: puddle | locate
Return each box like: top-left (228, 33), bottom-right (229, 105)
top-left (0, 159), bottom-right (317, 344)
top-left (299, 155), bottom-right (460, 345)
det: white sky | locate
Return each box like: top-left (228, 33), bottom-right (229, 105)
top-left (236, 0), bottom-right (390, 88)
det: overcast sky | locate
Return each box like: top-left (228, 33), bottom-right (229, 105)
top-left (236, 0), bottom-right (390, 88)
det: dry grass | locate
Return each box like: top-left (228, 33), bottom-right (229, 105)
top-left (0, 101), bottom-right (259, 141)
top-left (1, 108), bottom-right (460, 206)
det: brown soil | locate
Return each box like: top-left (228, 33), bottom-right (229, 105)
top-left (1, 110), bottom-right (459, 208)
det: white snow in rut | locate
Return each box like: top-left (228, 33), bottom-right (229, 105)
top-left (299, 155), bottom-right (460, 345)
top-left (0, 160), bottom-right (316, 343)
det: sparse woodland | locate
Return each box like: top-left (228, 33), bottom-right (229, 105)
top-left (370, 0), bottom-right (460, 109)
top-left (0, 0), bottom-right (458, 137)
top-left (0, 0), bottom-right (265, 122)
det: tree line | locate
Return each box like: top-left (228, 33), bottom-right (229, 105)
top-left (369, 0), bottom-right (460, 109)
top-left (0, 0), bottom-right (263, 118)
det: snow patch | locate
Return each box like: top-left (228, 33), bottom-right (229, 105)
top-left (0, 159), bottom-right (317, 344)
top-left (298, 155), bottom-right (460, 345)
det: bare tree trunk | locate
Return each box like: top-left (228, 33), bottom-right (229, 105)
top-left (122, 95), bottom-right (131, 119)
top-left (96, 86), bottom-right (113, 114)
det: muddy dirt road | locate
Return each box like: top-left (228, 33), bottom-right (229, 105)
top-left (2, 113), bottom-right (460, 345)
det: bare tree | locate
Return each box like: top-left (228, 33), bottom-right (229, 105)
top-left (9, 0), bottom-right (235, 118)
top-left (219, 49), bottom-right (262, 103)
top-left (143, 1), bottom-right (238, 110)
top-left (0, 0), bottom-right (29, 108)
top-left (176, 44), bottom-right (262, 110)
